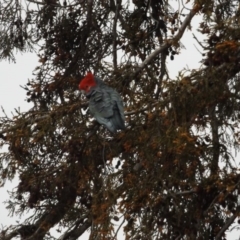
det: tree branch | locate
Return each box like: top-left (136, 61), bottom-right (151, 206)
top-left (136, 7), bottom-right (198, 73)
top-left (113, 218), bottom-right (125, 239)
top-left (112, 0), bottom-right (121, 71)
top-left (0, 101), bottom-right (88, 135)
top-left (26, 0), bottom-right (84, 7)
top-left (210, 105), bottom-right (220, 175)
top-left (58, 220), bottom-right (91, 240)
top-left (215, 213), bottom-right (238, 240)
top-left (1, 186), bottom-right (77, 240)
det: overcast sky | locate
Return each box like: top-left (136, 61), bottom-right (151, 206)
top-left (0, 15), bottom-right (238, 239)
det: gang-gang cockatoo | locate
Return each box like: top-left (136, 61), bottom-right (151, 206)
top-left (79, 72), bottom-right (125, 133)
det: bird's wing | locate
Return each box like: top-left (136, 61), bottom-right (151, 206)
top-left (89, 86), bottom-right (125, 132)
top-left (89, 88), bottom-right (114, 118)
top-left (110, 89), bottom-right (125, 125)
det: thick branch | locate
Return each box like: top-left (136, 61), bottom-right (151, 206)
top-left (2, 186), bottom-right (77, 240)
top-left (215, 213), bottom-right (238, 240)
top-left (136, 7), bottom-right (198, 73)
top-left (210, 106), bottom-right (220, 175)
top-left (58, 220), bottom-right (91, 240)
top-left (1, 225), bottom-right (38, 240)
top-left (26, 186), bottom-right (77, 240)
top-left (2, 228), bottom-right (21, 240)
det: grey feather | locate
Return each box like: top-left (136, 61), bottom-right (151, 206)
top-left (88, 77), bottom-right (125, 133)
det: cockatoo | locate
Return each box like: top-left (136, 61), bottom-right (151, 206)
top-left (79, 72), bottom-right (125, 133)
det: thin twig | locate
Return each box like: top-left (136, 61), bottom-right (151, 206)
top-left (26, 0), bottom-right (45, 5)
top-left (125, 102), bottom-right (158, 116)
top-left (204, 179), bottom-right (240, 216)
top-left (175, 189), bottom-right (196, 195)
top-left (113, 218), bottom-right (125, 239)
top-left (26, 0), bottom-right (84, 7)
top-left (112, 0), bottom-right (120, 71)
top-left (193, 33), bottom-right (207, 49)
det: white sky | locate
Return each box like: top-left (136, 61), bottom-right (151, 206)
top-left (0, 52), bottom-right (37, 231)
top-left (0, 14), bottom-right (239, 240)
